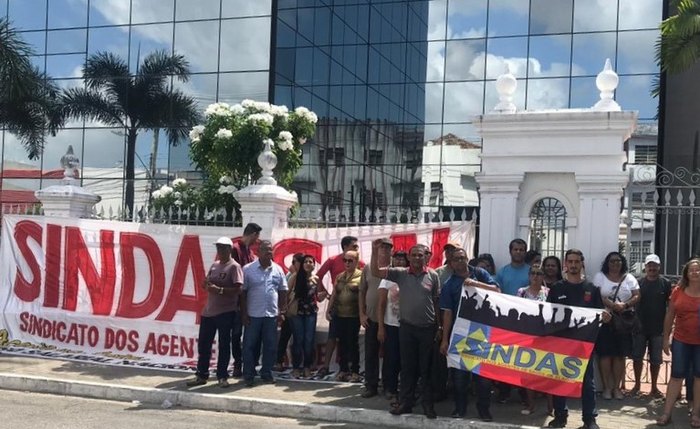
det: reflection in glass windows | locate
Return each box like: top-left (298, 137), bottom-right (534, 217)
top-left (529, 0), bottom-right (573, 35)
top-left (528, 35), bottom-right (571, 78)
top-left (174, 21), bottom-right (220, 73)
top-left (571, 32), bottom-right (616, 76)
top-left (444, 38), bottom-right (486, 81)
top-left (219, 18), bottom-right (271, 72)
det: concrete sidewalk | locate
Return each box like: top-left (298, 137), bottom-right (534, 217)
top-left (0, 353), bottom-right (676, 428)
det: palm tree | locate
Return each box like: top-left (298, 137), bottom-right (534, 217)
top-left (60, 50), bottom-right (200, 215)
top-left (0, 18), bottom-right (63, 159)
top-left (653, 0), bottom-right (700, 96)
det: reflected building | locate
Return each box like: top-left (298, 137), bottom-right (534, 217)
top-left (0, 0), bottom-right (663, 225)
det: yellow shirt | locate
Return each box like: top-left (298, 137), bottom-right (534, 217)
top-left (334, 269), bottom-right (362, 317)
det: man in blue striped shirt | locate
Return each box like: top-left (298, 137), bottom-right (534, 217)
top-left (240, 240), bottom-right (288, 387)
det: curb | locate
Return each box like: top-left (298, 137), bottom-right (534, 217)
top-left (0, 373), bottom-right (538, 429)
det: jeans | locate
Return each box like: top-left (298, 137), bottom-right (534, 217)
top-left (399, 323), bottom-right (436, 408)
top-left (276, 318), bottom-right (293, 366)
top-left (243, 316), bottom-right (278, 381)
top-left (336, 316), bottom-right (360, 373)
top-left (195, 310), bottom-right (234, 380)
top-left (382, 325), bottom-right (401, 394)
top-left (671, 338), bottom-right (700, 378)
top-left (364, 320), bottom-right (380, 389)
top-left (552, 358), bottom-right (597, 424)
top-left (290, 313), bottom-right (318, 369)
top-left (230, 311), bottom-right (242, 369)
top-left (451, 368), bottom-right (491, 415)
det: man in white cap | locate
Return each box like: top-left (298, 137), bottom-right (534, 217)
top-left (630, 253), bottom-right (671, 397)
top-left (186, 237), bottom-right (243, 388)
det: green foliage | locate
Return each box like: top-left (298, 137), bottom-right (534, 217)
top-left (653, 0), bottom-right (700, 97)
top-left (188, 100), bottom-right (317, 192)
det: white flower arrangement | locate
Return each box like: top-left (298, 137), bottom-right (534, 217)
top-left (277, 139), bottom-right (294, 151)
top-left (247, 113), bottom-right (274, 126)
top-left (204, 102), bottom-right (232, 118)
top-left (189, 125), bottom-right (205, 143)
top-left (217, 185), bottom-right (237, 195)
top-left (172, 178), bottom-right (187, 187)
top-left (294, 106), bottom-right (318, 124)
top-left (219, 175), bottom-right (233, 185)
top-left (279, 131), bottom-right (293, 142)
top-left (160, 185), bottom-right (173, 196)
top-left (216, 128), bottom-right (233, 139)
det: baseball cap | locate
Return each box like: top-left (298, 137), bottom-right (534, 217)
top-left (443, 240), bottom-right (461, 250)
top-left (644, 254), bottom-right (661, 265)
top-left (379, 237), bottom-right (393, 247)
top-left (214, 237), bottom-right (233, 247)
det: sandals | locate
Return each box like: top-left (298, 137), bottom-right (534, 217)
top-left (692, 414), bottom-right (700, 428)
top-left (656, 413), bottom-right (672, 426)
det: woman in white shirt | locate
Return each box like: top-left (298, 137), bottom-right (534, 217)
top-left (593, 252), bottom-right (640, 400)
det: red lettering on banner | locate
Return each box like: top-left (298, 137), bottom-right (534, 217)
top-left (43, 223), bottom-right (62, 308)
top-left (429, 227), bottom-right (451, 268)
top-left (273, 238), bottom-right (323, 273)
top-left (105, 328), bottom-right (139, 352)
top-left (13, 220), bottom-right (42, 302)
top-left (390, 233), bottom-right (417, 253)
top-left (63, 227), bottom-right (116, 315)
top-left (156, 235), bottom-right (206, 322)
top-left (116, 233), bottom-right (165, 319)
top-left (142, 332), bottom-right (195, 357)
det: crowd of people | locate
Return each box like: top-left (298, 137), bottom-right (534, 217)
top-left (185, 222), bottom-right (700, 429)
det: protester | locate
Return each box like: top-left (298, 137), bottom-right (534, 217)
top-left (327, 250), bottom-right (362, 382)
top-left (656, 258), bottom-right (700, 427)
top-left (316, 235), bottom-right (361, 377)
top-left (494, 238), bottom-right (530, 403)
top-left (439, 248), bottom-right (499, 421)
top-left (359, 238), bottom-right (393, 397)
top-left (631, 254), bottom-right (671, 398)
top-left (525, 250), bottom-right (542, 267)
top-left (547, 249), bottom-right (610, 429)
top-left (230, 222), bottom-right (262, 376)
top-left (516, 264), bottom-right (553, 416)
top-left (241, 240), bottom-right (288, 387)
top-left (436, 241), bottom-right (460, 285)
top-left (478, 253), bottom-right (497, 275)
top-left (593, 251), bottom-right (640, 400)
top-left (186, 237), bottom-right (243, 388)
top-left (275, 253), bottom-right (304, 372)
top-left (287, 254), bottom-right (319, 378)
top-left (371, 239), bottom-right (441, 419)
top-left (377, 250), bottom-right (407, 401)
top-left (542, 256), bottom-right (563, 287)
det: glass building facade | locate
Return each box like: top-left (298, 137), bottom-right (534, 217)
top-left (0, 0), bottom-right (662, 219)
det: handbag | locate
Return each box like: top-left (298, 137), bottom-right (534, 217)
top-left (609, 278), bottom-right (641, 334)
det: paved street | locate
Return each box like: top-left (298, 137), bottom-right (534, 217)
top-left (3, 389), bottom-right (366, 429)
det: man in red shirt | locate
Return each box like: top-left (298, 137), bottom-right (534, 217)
top-left (230, 222), bottom-right (261, 377)
top-left (316, 235), bottom-right (362, 377)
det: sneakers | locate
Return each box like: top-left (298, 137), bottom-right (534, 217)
top-left (316, 367), bottom-right (330, 377)
top-left (548, 417), bottom-right (567, 428)
top-left (349, 373), bottom-right (362, 383)
top-left (581, 420), bottom-right (600, 429)
top-left (232, 366), bottom-right (243, 378)
top-left (244, 378), bottom-right (255, 387)
top-left (218, 378), bottom-right (230, 388)
top-left (186, 375), bottom-right (207, 387)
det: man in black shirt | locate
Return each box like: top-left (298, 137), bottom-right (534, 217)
top-left (631, 254), bottom-right (672, 397)
top-left (546, 249), bottom-right (610, 429)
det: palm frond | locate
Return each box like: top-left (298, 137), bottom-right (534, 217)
top-left (656, 0), bottom-right (700, 74)
top-left (140, 90), bottom-right (200, 145)
top-left (83, 51), bottom-right (131, 107)
top-left (60, 87), bottom-right (126, 128)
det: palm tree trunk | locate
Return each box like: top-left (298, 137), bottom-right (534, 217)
top-left (125, 128), bottom-right (137, 218)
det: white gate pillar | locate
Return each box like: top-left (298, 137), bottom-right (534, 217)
top-left (474, 61), bottom-right (637, 270)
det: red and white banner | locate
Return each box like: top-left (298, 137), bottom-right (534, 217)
top-left (0, 215), bottom-right (474, 369)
